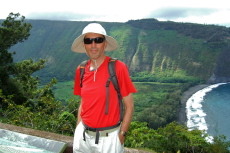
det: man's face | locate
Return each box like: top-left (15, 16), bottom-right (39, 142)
top-left (83, 33), bottom-right (107, 60)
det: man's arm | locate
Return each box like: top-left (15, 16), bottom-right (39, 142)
top-left (76, 99), bottom-right (82, 126)
top-left (119, 93), bottom-right (134, 144)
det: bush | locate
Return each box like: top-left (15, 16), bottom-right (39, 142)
top-left (126, 121), bottom-right (230, 153)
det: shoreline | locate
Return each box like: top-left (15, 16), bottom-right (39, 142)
top-left (177, 84), bottom-right (211, 124)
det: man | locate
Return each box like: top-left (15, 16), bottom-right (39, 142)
top-left (71, 23), bottom-right (137, 153)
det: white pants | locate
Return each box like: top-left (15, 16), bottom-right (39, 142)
top-left (73, 122), bottom-right (124, 153)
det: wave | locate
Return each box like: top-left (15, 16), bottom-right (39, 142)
top-left (186, 83), bottom-right (226, 132)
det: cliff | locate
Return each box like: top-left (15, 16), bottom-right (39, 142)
top-left (8, 19), bottom-right (230, 83)
top-left (208, 45), bottom-right (230, 83)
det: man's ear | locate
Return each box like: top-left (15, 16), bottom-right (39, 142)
top-left (104, 41), bottom-right (107, 49)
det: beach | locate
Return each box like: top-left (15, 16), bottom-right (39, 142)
top-left (177, 84), bottom-right (210, 124)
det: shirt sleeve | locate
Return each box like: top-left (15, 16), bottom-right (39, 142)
top-left (115, 60), bottom-right (137, 97)
top-left (73, 66), bottom-right (81, 96)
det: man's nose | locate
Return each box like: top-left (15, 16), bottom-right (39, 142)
top-left (91, 41), bottom-right (96, 47)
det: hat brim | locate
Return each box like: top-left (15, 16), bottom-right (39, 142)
top-left (71, 33), bottom-right (118, 53)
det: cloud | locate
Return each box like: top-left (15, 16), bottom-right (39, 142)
top-left (26, 12), bottom-right (91, 21)
top-left (149, 7), bottom-right (218, 20)
top-left (144, 7), bottom-right (230, 27)
top-left (26, 11), bottom-right (121, 22)
top-left (1, 0), bottom-right (229, 27)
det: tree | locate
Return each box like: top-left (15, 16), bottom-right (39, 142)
top-left (0, 12), bottom-right (32, 104)
top-left (11, 58), bottom-right (46, 105)
top-left (0, 13), bottom-right (79, 136)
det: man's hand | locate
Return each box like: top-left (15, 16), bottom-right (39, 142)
top-left (118, 132), bottom-right (125, 144)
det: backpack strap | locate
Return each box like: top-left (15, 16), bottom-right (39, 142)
top-left (79, 60), bottom-right (88, 88)
top-left (105, 58), bottom-right (123, 122)
top-left (108, 58), bottom-right (121, 97)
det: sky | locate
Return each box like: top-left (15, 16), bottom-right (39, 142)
top-left (1, 0), bottom-right (230, 27)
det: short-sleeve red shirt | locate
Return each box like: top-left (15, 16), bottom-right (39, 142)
top-left (74, 56), bottom-right (137, 128)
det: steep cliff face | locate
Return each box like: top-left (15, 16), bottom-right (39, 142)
top-left (208, 44), bottom-right (230, 83)
top-left (127, 29), bottom-right (219, 80)
top-left (9, 19), bottom-right (230, 83)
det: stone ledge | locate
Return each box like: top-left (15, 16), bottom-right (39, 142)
top-left (0, 123), bottom-right (73, 153)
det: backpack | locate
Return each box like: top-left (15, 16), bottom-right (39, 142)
top-left (79, 58), bottom-right (123, 144)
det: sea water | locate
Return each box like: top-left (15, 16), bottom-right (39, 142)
top-left (186, 83), bottom-right (230, 142)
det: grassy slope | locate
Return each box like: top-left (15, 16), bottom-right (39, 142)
top-left (53, 81), bottom-right (186, 120)
top-left (52, 80), bottom-right (80, 103)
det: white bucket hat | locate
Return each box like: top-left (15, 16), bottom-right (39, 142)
top-left (71, 23), bottom-right (118, 53)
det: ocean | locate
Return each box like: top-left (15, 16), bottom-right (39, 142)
top-left (186, 83), bottom-right (230, 142)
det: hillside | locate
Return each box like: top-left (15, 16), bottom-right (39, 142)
top-left (8, 19), bottom-right (230, 84)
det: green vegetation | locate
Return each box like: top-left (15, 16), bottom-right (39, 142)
top-left (127, 121), bottom-right (230, 152)
top-left (1, 13), bottom-right (230, 152)
top-left (0, 88), bottom-right (78, 136)
top-left (0, 13), bottom-right (79, 136)
top-left (52, 80), bottom-right (80, 104)
top-left (131, 70), bottom-right (204, 83)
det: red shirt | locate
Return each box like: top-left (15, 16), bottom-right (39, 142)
top-left (74, 56), bottom-right (137, 128)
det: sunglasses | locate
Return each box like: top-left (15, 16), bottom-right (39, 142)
top-left (83, 37), bottom-right (105, 44)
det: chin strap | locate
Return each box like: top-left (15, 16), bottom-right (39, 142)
top-left (92, 59), bottom-right (98, 82)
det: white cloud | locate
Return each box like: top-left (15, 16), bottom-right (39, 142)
top-left (1, 0), bottom-right (230, 27)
